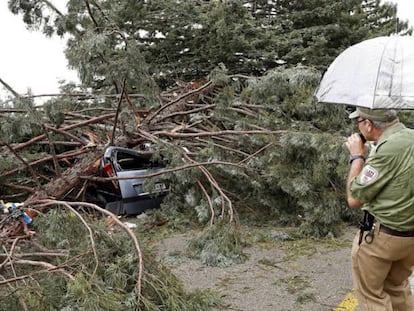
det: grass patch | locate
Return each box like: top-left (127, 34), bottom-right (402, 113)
top-left (296, 292), bottom-right (316, 304)
top-left (279, 234), bottom-right (352, 262)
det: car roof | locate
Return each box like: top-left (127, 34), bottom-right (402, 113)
top-left (103, 146), bottom-right (153, 158)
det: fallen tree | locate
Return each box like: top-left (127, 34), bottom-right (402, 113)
top-left (0, 67), bottom-right (359, 309)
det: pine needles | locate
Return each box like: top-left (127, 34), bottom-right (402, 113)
top-left (187, 221), bottom-right (247, 267)
top-left (0, 204), bottom-right (221, 311)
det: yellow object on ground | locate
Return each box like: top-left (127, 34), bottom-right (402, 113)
top-left (333, 291), bottom-right (358, 310)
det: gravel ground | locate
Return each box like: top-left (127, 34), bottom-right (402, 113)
top-left (154, 225), bottom-right (356, 311)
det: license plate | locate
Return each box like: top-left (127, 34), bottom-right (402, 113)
top-left (135, 183), bottom-right (167, 196)
top-left (155, 183), bottom-right (167, 192)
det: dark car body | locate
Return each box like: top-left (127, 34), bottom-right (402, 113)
top-left (89, 146), bottom-right (168, 215)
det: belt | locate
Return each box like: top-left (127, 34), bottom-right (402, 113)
top-left (379, 224), bottom-right (414, 237)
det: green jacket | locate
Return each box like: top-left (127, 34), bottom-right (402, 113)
top-left (350, 123), bottom-right (414, 231)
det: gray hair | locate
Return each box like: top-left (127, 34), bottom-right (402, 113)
top-left (371, 110), bottom-right (398, 129)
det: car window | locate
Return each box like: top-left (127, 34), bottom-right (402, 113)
top-left (116, 151), bottom-right (158, 171)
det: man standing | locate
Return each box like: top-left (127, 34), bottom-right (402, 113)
top-left (345, 107), bottom-right (414, 311)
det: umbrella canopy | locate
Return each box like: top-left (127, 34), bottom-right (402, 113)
top-left (315, 36), bottom-right (414, 109)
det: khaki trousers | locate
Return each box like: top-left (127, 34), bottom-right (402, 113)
top-left (352, 224), bottom-right (414, 311)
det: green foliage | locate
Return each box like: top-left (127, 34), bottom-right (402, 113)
top-left (11, 0), bottom-right (410, 89)
top-left (241, 130), bottom-right (357, 237)
top-left (187, 221), bottom-right (248, 267)
top-left (1, 64), bottom-right (362, 237)
top-left (0, 209), bottom-right (221, 310)
top-left (0, 97), bottom-right (42, 144)
top-left (44, 99), bottom-right (67, 127)
top-left (149, 66), bottom-right (361, 237)
top-left (398, 111), bottom-right (414, 128)
top-left (8, 0), bottom-right (65, 36)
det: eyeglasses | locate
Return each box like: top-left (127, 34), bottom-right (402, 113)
top-left (356, 118), bottom-right (366, 123)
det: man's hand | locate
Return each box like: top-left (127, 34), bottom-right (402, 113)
top-left (346, 133), bottom-right (366, 157)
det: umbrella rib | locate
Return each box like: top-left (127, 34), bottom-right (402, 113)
top-left (372, 37), bottom-right (393, 109)
top-left (387, 37), bottom-right (399, 99)
top-left (398, 39), bottom-right (404, 103)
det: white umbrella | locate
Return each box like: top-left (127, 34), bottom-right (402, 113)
top-left (314, 35), bottom-right (414, 109)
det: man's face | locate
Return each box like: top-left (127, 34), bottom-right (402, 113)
top-left (356, 117), bottom-right (370, 141)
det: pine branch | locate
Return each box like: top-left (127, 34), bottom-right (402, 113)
top-left (44, 125), bottom-right (89, 146)
top-left (196, 138), bottom-right (250, 157)
top-left (238, 142), bottom-right (274, 164)
top-left (0, 149), bottom-right (93, 180)
top-left (10, 113), bottom-right (114, 151)
top-left (0, 252), bottom-right (67, 259)
top-left (110, 80), bottom-right (127, 146)
top-left (147, 80), bottom-right (214, 122)
top-left (3, 143), bottom-right (42, 189)
top-left (41, 0), bottom-right (64, 16)
top-left (1, 183), bottom-right (35, 194)
top-left (82, 160), bottom-right (243, 183)
top-left (153, 129), bottom-right (288, 139)
top-left (196, 180), bottom-right (215, 226)
top-left (155, 103), bottom-right (216, 123)
top-left (0, 260), bottom-right (75, 284)
top-left (183, 153), bottom-right (234, 223)
top-left (33, 199), bottom-right (145, 310)
top-left (0, 78), bottom-right (19, 97)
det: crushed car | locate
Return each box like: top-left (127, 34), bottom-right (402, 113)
top-left (83, 146), bottom-right (169, 215)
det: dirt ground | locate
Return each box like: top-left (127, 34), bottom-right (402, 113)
top-left (154, 224), bottom-right (357, 311)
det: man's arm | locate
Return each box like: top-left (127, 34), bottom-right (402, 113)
top-left (345, 133), bottom-right (366, 208)
top-left (346, 158), bottom-right (364, 208)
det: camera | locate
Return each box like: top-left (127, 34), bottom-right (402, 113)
top-left (359, 133), bottom-right (366, 143)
